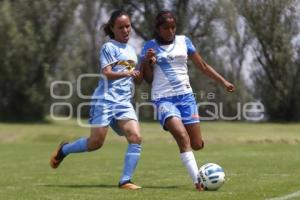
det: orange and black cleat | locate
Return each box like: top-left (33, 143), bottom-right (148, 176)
top-left (50, 142), bottom-right (68, 169)
top-left (118, 180), bottom-right (142, 190)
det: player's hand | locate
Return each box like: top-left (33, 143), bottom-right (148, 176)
top-left (127, 70), bottom-right (140, 78)
top-left (224, 81), bottom-right (235, 92)
top-left (145, 48), bottom-right (156, 65)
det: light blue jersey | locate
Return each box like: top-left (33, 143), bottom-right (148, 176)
top-left (141, 35), bottom-right (196, 100)
top-left (92, 39), bottom-right (138, 103)
top-left (89, 40), bottom-right (138, 128)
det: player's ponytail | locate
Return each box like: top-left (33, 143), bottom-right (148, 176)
top-left (103, 23), bottom-right (114, 39)
top-left (103, 10), bottom-right (129, 39)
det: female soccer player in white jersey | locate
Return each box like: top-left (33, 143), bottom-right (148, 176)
top-left (50, 10), bottom-right (143, 190)
top-left (141, 10), bottom-right (235, 191)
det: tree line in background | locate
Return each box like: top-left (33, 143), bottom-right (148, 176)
top-left (0, 0), bottom-right (299, 122)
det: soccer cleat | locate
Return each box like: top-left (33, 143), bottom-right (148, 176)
top-left (50, 142), bottom-right (68, 169)
top-left (118, 180), bottom-right (142, 190)
top-left (195, 182), bottom-right (204, 191)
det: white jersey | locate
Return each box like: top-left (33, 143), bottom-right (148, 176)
top-left (141, 35), bottom-right (196, 100)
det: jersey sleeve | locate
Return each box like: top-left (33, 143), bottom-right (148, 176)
top-left (138, 41), bottom-right (155, 71)
top-left (99, 43), bottom-right (118, 69)
top-left (140, 40), bottom-right (156, 61)
top-left (185, 36), bottom-right (196, 55)
top-left (140, 42), bottom-right (148, 61)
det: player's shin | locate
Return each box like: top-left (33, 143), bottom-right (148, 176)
top-left (61, 137), bottom-right (88, 156)
top-left (180, 151), bottom-right (199, 184)
top-left (119, 143), bottom-right (141, 184)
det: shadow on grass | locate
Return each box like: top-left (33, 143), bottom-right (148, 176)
top-left (41, 184), bottom-right (182, 189)
top-left (42, 184), bottom-right (117, 189)
top-left (142, 185), bottom-right (182, 189)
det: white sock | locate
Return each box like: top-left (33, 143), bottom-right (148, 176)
top-left (180, 151), bottom-right (199, 184)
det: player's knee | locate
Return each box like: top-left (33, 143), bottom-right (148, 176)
top-left (127, 133), bottom-right (142, 144)
top-left (88, 137), bottom-right (104, 151)
top-left (192, 140), bottom-right (204, 151)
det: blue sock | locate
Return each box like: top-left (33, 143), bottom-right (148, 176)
top-left (119, 144), bottom-right (141, 184)
top-left (61, 137), bottom-right (88, 156)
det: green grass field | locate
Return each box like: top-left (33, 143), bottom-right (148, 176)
top-left (0, 120), bottom-right (300, 200)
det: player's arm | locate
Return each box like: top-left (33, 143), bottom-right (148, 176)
top-left (100, 45), bottom-right (139, 80)
top-left (141, 59), bottom-right (153, 84)
top-left (141, 48), bottom-right (156, 84)
top-left (190, 52), bottom-right (235, 92)
top-left (102, 65), bottom-right (135, 80)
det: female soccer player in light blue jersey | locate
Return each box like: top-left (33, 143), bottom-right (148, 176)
top-left (141, 10), bottom-right (235, 191)
top-left (50, 10), bottom-right (142, 190)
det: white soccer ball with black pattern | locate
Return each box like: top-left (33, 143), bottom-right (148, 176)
top-left (197, 163), bottom-right (225, 191)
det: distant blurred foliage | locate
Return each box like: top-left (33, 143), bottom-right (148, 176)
top-left (0, 0), bottom-right (299, 121)
top-left (0, 0), bottom-right (78, 121)
top-left (235, 0), bottom-right (300, 121)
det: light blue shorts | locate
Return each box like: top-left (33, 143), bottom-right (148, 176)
top-left (153, 93), bottom-right (200, 130)
top-left (89, 100), bottom-right (137, 136)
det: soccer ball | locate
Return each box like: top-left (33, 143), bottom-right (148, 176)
top-left (197, 163), bottom-right (225, 191)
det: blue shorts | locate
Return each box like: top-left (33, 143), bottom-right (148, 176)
top-left (89, 100), bottom-right (137, 136)
top-left (153, 93), bottom-right (200, 130)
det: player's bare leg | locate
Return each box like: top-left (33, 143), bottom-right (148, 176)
top-left (185, 123), bottom-right (204, 151)
top-left (165, 117), bottom-right (203, 191)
